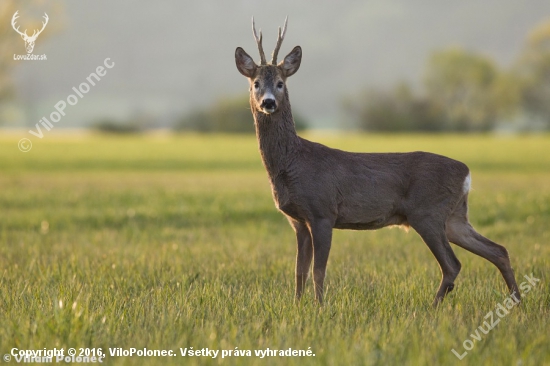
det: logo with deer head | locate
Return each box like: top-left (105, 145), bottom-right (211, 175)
top-left (11, 11), bottom-right (49, 54)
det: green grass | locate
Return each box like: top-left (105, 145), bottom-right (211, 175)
top-left (0, 133), bottom-right (549, 365)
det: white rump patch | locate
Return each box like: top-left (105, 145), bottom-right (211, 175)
top-left (462, 172), bottom-right (472, 194)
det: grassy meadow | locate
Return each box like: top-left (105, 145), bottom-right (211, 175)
top-left (0, 133), bottom-right (549, 365)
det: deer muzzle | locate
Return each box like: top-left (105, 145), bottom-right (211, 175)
top-left (261, 98), bottom-right (277, 113)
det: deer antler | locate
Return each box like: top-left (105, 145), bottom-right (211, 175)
top-left (271, 16), bottom-right (288, 65)
top-left (11, 11), bottom-right (49, 40)
top-left (252, 17), bottom-right (267, 65)
top-left (11, 11), bottom-right (28, 37)
top-left (31, 13), bottom-right (49, 39)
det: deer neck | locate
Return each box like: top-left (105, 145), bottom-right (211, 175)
top-left (251, 94), bottom-right (301, 178)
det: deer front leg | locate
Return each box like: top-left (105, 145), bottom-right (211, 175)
top-left (309, 219), bottom-right (333, 304)
top-left (290, 219), bottom-right (313, 301)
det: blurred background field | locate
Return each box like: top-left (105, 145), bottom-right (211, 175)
top-left (0, 133), bottom-right (549, 365)
top-left (1, 0), bottom-right (550, 133)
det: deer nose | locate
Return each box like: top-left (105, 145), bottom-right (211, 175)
top-left (261, 98), bottom-right (277, 110)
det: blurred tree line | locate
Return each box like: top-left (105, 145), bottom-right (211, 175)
top-left (175, 94), bottom-right (308, 133)
top-left (346, 19), bottom-right (550, 132)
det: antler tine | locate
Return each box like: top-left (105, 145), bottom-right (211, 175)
top-left (34, 13), bottom-right (49, 38)
top-left (252, 17), bottom-right (267, 65)
top-left (11, 10), bottom-right (27, 37)
top-left (11, 10), bottom-right (19, 27)
top-left (271, 16), bottom-right (288, 65)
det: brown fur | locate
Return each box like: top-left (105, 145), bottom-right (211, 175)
top-left (235, 21), bottom-right (520, 305)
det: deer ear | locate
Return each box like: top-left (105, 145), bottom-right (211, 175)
top-left (235, 47), bottom-right (257, 78)
top-left (279, 46), bottom-right (301, 77)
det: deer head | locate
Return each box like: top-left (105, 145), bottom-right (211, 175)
top-left (11, 11), bottom-right (49, 54)
top-left (235, 17), bottom-right (302, 115)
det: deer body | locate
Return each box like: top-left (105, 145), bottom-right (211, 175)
top-left (236, 18), bottom-right (520, 305)
top-left (256, 108), bottom-right (467, 230)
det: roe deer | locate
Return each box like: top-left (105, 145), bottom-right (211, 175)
top-left (234, 17), bottom-right (520, 305)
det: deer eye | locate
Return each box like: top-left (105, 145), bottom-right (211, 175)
top-left (253, 81), bottom-right (260, 89)
top-left (277, 81), bottom-right (284, 89)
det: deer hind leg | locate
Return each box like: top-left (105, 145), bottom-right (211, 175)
top-left (409, 215), bottom-right (462, 306)
top-left (289, 219), bottom-right (313, 301)
top-left (446, 205), bottom-right (520, 300)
